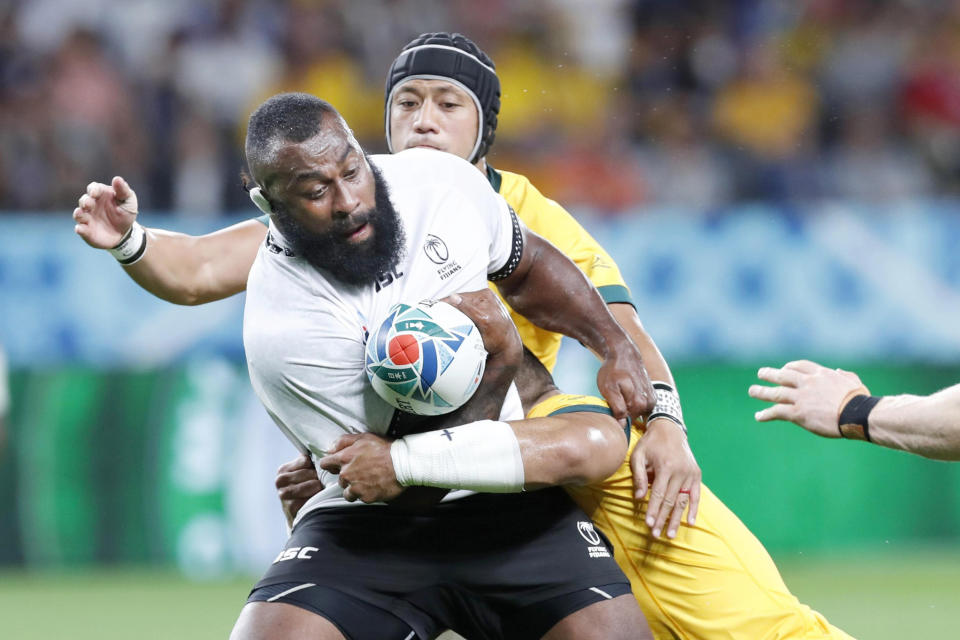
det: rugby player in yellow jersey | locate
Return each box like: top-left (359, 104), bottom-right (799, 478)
top-left (315, 289), bottom-right (853, 640)
top-left (74, 31), bottom-right (699, 537)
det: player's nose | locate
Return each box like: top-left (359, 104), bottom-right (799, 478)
top-left (413, 102), bottom-right (439, 133)
top-left (332, 184), bottom-right (363, 220)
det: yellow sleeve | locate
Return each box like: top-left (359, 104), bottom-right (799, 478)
top-left (527, 392), bottom-right (630, 443)
top-left (498, 170), bottom-right (634, 306)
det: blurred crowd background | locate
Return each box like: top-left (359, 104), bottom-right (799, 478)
top-left (4, 0), bottom-right (960, 214)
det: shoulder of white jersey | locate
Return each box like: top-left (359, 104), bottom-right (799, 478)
top-left (371, 149), bottom-right (494, 199)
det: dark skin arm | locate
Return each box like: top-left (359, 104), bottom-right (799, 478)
top-left (496, 228), bottom-right (654, 422)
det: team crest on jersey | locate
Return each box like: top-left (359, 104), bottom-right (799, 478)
top-left (577, 521), bottom-right (610, 558)
top-left (423, 234), bottom-right (449, 264)
top-left (423, 234), bottom-right (462, 280)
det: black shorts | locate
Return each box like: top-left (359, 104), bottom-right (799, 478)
top-left (247, 488), bottom-right (631, 640)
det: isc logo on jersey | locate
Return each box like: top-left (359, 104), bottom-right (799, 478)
top-left (365, 301), bottom-right (486, 416)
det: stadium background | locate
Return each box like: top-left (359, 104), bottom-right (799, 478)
top-left (1, 1), bottom-right (959, 638)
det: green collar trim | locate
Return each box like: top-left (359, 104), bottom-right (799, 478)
top-left (485, 164), bottom-right (502, 193)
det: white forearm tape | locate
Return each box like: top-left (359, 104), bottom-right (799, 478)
top-left (390, 420), bottom-right (525, 493)
top-left (108, 221), bottom-right (147, 265)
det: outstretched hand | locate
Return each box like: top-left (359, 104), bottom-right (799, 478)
top-left (749, 360), bottom-right (868, 438)
top-left (73, 176), bottom-right (139, 249)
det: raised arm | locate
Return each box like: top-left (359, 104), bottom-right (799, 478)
top-left (496, 228), bottom-right (654, 421)
top-left (74, 177), bottom-right (266, 305)
top-left (750, 360), bottom-right (960, 461)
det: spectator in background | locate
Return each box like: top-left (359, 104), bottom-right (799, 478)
top-left (47, 28), bottom-right (147, 208)
top-left (711, 38), bottom-right (820, 200)
top-left (901, 20), bottom-right (960, 193)
top-left (255, 3), bottom-right (381, 147)
top-left (6, 0), bottom-right (960, 212)
top-left (172, 0), bottom-right (280, 212)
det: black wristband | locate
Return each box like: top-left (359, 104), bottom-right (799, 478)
top-left (838, 394), bottom-right (881, 442)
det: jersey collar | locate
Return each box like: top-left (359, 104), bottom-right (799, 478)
top-left (485, 163), bottom-right (503, 193)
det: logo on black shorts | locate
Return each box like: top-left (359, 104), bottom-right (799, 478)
top-left (577, 521), bottom-right (610, 559)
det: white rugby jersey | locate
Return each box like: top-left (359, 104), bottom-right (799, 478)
top-left (243, 148), bottom-right (524, 513)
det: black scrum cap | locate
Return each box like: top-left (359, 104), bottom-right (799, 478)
top-left (385, 32), bottom-right (501, 163)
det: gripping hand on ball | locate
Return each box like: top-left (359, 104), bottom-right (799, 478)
top-left (73, 176), bottom-right (139, 249)
top-left (443, 290), bottom-right (522, 367)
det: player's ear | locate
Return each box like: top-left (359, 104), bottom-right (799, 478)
top-left (249, 186), bottom-right (273, 214)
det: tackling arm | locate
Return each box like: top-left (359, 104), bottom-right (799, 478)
top-left (511, 411), bottom-right (627, 488)
top-left (74, 177), bottom-right (265, 305)
top-left (496, 229), bottom-right (654, 420)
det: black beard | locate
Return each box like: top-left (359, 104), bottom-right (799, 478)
top-left (273, 162), bottom-right (405, 285)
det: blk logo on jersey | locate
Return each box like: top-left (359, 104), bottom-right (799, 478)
top-left (577, 521), bottom-right (610, 558)
top-left (374, 267), bottom-right (404, 292)
top-left (265, 231), bottom-right (295, 257)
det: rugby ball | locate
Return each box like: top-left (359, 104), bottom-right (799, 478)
top-left (365, 300), bottom-right (487, 416)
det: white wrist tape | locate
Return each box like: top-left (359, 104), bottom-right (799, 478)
top-left (390, 420), bottom-right (525, 493)
top-left (649, 381), bottom-right (686, 433)
top-left (108, 221), bottom-right (147, 265)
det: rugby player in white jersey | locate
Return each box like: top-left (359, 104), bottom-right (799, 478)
top-left (73, 33), bottom-right (698, 537)
top-left (230, 92), bottom-right (653, 639)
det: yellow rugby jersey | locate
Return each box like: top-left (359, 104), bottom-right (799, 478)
top-left (529, 393), bottom-right (854, 640)
top-left (487, 166), bottom-right (633, 372)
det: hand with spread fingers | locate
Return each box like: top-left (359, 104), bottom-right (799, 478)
top-left (631, 419), bottom-right (701, 539)
top-left (275, 454), bottom-right (325, 528)
top-left (73, 176), bottom-right (139, 249)
top-left (749, 360), bottom-right (867, 438)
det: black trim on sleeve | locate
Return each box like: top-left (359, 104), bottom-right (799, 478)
top-left (488, 205), bottom-right (523, 282)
